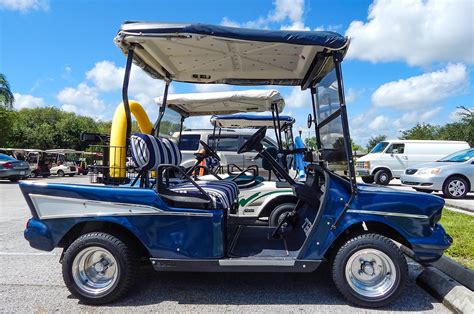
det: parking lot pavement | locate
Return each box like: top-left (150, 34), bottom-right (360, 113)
top-left (0, 176), bottom-right (449, 312)
top-left (358, 178), bottom-right (474, 212)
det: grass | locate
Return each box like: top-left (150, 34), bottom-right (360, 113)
top-left (439, 209), bottom-right (474, 269)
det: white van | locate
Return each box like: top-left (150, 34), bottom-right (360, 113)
top-left (356, 140), bottom-right (470, 185)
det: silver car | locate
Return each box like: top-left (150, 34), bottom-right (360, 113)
top-left (0, 153), bottom-right (31, 182)
top-left (400, 148), bottom-right (474, 199)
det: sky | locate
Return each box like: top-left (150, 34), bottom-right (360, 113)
top-left (1, 0), bottom-right (473, 145)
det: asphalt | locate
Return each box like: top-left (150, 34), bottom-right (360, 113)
top-left (0, 176), bottom-right (450, 312)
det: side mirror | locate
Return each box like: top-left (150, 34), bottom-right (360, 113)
top-left (307, 114), bottom-right (313, 128)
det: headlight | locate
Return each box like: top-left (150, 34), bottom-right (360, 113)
top-left (417, 168), bottom-right (441, 175)
top-left (363, 161), bottom-right (370, 169)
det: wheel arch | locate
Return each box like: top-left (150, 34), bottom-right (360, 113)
top-left (324, 220), bottom-right (411, 261)
top-left (258, 194), bottom-right (298, 218)
top-left (443, 173), bottom-right (472, 192)
top-left (57, 220), bottom-right (150, 259)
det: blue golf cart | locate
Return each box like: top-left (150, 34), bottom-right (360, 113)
top-left (21, 22), bottom-right (451, 307)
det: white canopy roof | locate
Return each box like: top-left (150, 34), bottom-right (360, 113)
top-left (155, 89), bottom-right (284, 117)
top-left (115, 22), bottom-right (349, 88)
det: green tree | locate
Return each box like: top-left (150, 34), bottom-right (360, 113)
top-left (400, 123), bottom-right (439, 140)
top-left (305, 136), bottom-right (317, 150)
top-left (438, 107), bottom-right (474, 146)
top-left (351, 139), bottom-right (363, 154)
top-left (0, 107), bottom-right (15, 147)
top-left (0, 74), bottom-right (14, 109)
top-left (366, 135), bottom-right (387, 152)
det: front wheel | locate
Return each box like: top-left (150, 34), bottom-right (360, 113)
top-left (62, 232), bottom-right (138, 304)
top-left (332, 233), bottom-right (407, 308)
top-left (268, 202), bottom-right (296, 226)
top-left (443, 176), bottom-right (468, 199)
top-left (374, 169), bottom-right (391, 185)
top-left (57, 170), bottom-right (65, 177)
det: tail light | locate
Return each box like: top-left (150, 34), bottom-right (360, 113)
top-left (2, 162), bottom-right (13, 169)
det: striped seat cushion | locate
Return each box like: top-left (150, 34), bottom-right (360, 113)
top-left (169, 180), bottom-right (239, 209)
top-left (131, 133), bottom-right (181, 171)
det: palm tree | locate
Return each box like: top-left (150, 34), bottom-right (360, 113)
top-left (0, 73), bottom-right (15, 109)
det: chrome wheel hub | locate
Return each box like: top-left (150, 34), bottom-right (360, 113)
top-left (72, 246), bottom-right (119, 297)
top-left (345, 249), bottom-right (397, 298)
top-left (448, 180), bottom-right (465, 197)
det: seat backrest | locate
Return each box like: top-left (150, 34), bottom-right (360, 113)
top-left (130, 133), bottom-right (182, 171)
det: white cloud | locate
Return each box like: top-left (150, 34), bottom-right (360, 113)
top-left (372, 63), bottom-right (468, 109)
top-left (368, 115), bottom-right (390, 130)
top-left (0, 0), bottom-right (49, 12)
top-left (193, 84), bottom-right (232, 93)
top-left (449, 107), bottom-right (474, 121)
top-left (86, 61), bottom-right (122, 91)
top-left (13, 93), bottom-right (45, 110)
top-left (57, 83), bottom-right (105, 116)
top-left (85, 60), bottom-right (169, 120)
top-left (345, 0), bottom-right (474, 65)
top-left (345, 88), bottom-right (358, 104)
top-left (221, 0), bottom-right (308, 31)
top-left (285, 87), bottom-right (311, 108)
top-left (393, 107), bottom-right (442, 129)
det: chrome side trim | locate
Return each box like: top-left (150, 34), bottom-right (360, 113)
top-left (29, 194), bottom-right (213, 219)
top-left (347, 209), bottom-right (429, 219)
top-left (219, 259), bottom-right (295, 266)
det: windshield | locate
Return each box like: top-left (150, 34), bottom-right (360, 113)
top-left (439, 149), bottom-right (474, 162)
top-left (0, 154), bottom-right (15, 161)
top-left (370, 142), bottom-right (389, 153)
top-left (315, 69), bottom-right (348, 175)
top-left (160, 108), bottom-right (182, 138)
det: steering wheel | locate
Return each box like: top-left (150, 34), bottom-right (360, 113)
top-left (238, 126), bottom-right (267, 154)
top-left (199, 140), bottom-right (221, 161)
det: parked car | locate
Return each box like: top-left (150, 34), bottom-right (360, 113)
top-left (400, 148), bottom-right (474, 198)
top-left (50, 163), bottom-right (76, 177)
top-left (176, 129), bottom-right (278, 177)
top-left (0, 153), bottom-right (31, 182)
top-left (356, 140), bottom-right (470, 185)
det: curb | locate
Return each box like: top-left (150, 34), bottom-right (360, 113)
top-left (417, 266), bottom-right (474, 313)
top-left (430, 256), bottom-right (474, 291)
top-left (444, 202), bottom-right (474, 214)
top-left (401, 246), bottom-right (474, 312)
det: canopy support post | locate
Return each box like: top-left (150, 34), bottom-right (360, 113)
top-left (331, 51), bottom-right (357, 230)
top-left (122, 46), bottom-right (135, 141)
top-left (310, 87), bottom-right (322, 150)
top-left (153, 81), bottom-right (171, 136)
top-left (178, 115), bottom-right (185, 145)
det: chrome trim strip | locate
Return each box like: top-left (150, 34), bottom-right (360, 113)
top-left (29, 194), bottom-right (213, 219)
top-left (219, 259), bottom-right (295, 266)
top-left (347, 209), bottom-right (429, 219)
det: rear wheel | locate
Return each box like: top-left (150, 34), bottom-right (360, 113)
top-left (332, 233), bottom-right (407, 308)
top-left (57, 170), bottom-right (65, 177)
top-left (443, 176), bottom-right (468, 199)
top-left (361, 176), bottom-right (374, 184)
top-left (62, 232), bottom-right (138, 304)
top-left (268, 202), bottom-right (296, 226)
top-left (374, 169), bottom-right (391, 185)
top-left (30, 171), bottom-right (37, 178)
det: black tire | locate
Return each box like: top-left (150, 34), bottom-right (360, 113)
top-left (332, 233), bottom-right (407, 308)
top-left (268, 202), bottom-right (296, 226)
top-left (62, 232), bottom-right (138, 304)
top-left (442, 176), bottom-right (469, 199)
top-left (9, 178), bottom-right (19, 182)
top-left (30, 171), bottom-right (37, 178)
top-left (57, 170), bottom-right (65, 177)
top-left (374, 169), bottom-right (391, 185)
top-left (414, 188), bottom-right (432, 193)
top-left (361, 176), bottom-right (374, 184)
top-left (69, 174), bottom-right (75, 177)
